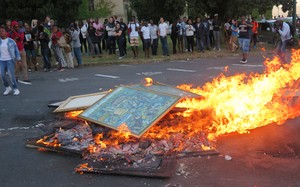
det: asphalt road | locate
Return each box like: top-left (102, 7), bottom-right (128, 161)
top-left (1, 53), bottom-right (300, 187)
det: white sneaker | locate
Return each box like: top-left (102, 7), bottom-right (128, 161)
top-left (13, 89), bottom-right (20, 96)
top-left (3, 87), bottom-right (12, 95)
top-left (240, 59), bottom-right (247, 64)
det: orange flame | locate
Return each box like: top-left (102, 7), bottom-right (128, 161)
top-left (36, 136), bottom-right (61, 147)
top-left (144, 77), bottom-right (153, 86)
top-left (261, 47), bottom-right (266, 52)
top-left (75, 163), bottom-right (93, 174)
top-left (176, 49), bottom-right (300, 140)
top-left (65, 110), bottom-right (83, 119)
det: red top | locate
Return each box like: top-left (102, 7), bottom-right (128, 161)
top-left (7, 30), bottom-right (25, 51)
top-left (51, 31), bottom-right (63, 45)
top-left (252, 21), bottom-right (258, 34)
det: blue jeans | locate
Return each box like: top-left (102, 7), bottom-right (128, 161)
top-left (277, 39), bottom-right (288, 63)
top-left (41, 48), bottom-right (51, 69)
top-left (238, 38), bottom-right (250, 53)
top-left (160, 36), bottom-right (169, 56)
top-left (0, 60), bottom-right (18, 89)
top-left (73, 47), bottom-right (82, 65)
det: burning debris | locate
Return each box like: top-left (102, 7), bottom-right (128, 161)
top-left (26, 49), bottom-right (300, 177)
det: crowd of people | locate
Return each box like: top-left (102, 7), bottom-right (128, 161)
top-left (0, 13), bottom-right (292, 96)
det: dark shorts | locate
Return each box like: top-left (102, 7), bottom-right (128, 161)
top-left (144, 39), bottom-right (151, 49)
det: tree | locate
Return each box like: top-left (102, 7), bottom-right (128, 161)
top-left (129, 0), bottom-right (293, 22)
top-left (78, 0), bottom-right (115, 20)
top-left (0, 0), bottom-right (82, 27)
top-left (129, 0), bottom-right (185, 23)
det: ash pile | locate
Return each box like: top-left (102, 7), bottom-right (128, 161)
top-left (26, 82), bottom-right (219, 178)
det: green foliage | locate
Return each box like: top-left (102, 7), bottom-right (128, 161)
top-left (0, 0), bottom-right (82, 27)
top-left (78, 0), bottom-right (115, 20)
top-left (129, 0), bottom-right (294, 22)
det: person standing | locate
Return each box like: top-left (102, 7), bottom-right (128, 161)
top-left (24, 23), bottom-right (37, 72)
top-left (212, 14), bottom-right (222, 51)
top-left (79, 21), bottom-right (88, 54)
top-left (224, 19), bottom-right (232, 50)
top-left (0, 26), bottom-right (21, 96)
top-left (185, 18), bottom-right (195, 52)
top-left (119, 18), bottom-right (128, 55)
top-left (195, 17), bottom-right (204, 52)
top-left (51, 25), bottom-right (67, 70)
top-left (177, 18), bottom-right (184, 53)
top-left (128, 16), bottom-right (140, 58)
top-left (170, 20), bottom-right (178, 54)
top-left (238, 16), bottom-right (252, 64)
top-left (181, 17), bottom-right (188, 51)
top-left (158, 17), bottom-right (170, 56)
top-left (230, 19), bottom-right (239, 52)
top-left (93, 18), bottom-right (104, 55)
top-left (114, 22), bottom-right (125, 59)
top-left (251, 17), bottom-right (258, 49)
top-left (87, 21), bottom-right (100, 58)
top-left (106, 17), bottom-right (116, 55)
top-left (273, 19), bottom-right (291, 63)
top-left (70, 24), bottom-right (82, 68)
top-left (140, 20), bottom-right (151, 58)
top-left (8, 21), bottom-right (30, 82)
top-left (149, 19), bottom-right (158, 56)
top-left (208, 17), bottom-right (214, 49)
top-left (37, 25), bottom-right (51, 72)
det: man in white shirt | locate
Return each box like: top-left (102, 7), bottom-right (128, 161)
top-left (128, 16), bottom-right (140, 58)
top-left (141, 21), bottom-right (151, 58)
top-left (158, 17), bottom-right (169, 56)
top-left (149, 19), bottom-right (158, 55)
top-left (273, 19), bottom-right (291, 63)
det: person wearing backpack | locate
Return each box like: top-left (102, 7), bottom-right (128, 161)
top-left (273, 19), bottom-right (291, 63)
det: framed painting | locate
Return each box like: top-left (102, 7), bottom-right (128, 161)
top-left (79, 86), bottom-right (181, 138)
top-left (54, 91), bottom-right (109, 113)
top-left (128, 83), bottom-right (202, 99)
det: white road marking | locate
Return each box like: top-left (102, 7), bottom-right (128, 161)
top-left (166, 68), bottom-right (196, 73)
top-left (207, 67), bottom-right (227, 70)
top-left (95, 74), bottom-right (120, 79)
top-left (119, 64), bottom-right (133, 67)
top-left (136, 72), bottom-right (162, 76)
top-left (231, 64), bottom-right (264, 67)
top-left (18, 80), bottom-right (32, 85)
top-left (0, 123), bottom-right (45, 133)
top-left (58, 77), bottom-right (79, 82)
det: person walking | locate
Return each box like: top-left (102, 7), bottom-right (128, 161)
top-left (158, 17), bottom-right (170, 56)
top-left (0, 26), bottom-right (21, 96)
top-left (8, 21), bottom-right (30, 82)
top-left (238, 16), bottom-right (252, 64)
top-left (251, 17), bottom-right (259, 49)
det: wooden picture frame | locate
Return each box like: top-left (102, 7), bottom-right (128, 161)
top-left (79, 86), bottom-right (181, 138)
top-left (54, 91), bottom-right (109, 113)
top-left (128, 83), bottom-right (202, 98)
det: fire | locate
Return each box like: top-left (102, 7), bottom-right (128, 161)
top-left (144, 77), bottom-right (153, 86)
top-left (261, 47), bottom-right (266, 52)
top-left (88, 123), bottom-right (134, 153)
top-left (65, 110), bottom-right (83, 119)
top-left (75, 163), bottom-right (93, 174)
top-left (36, 136), bottom-right (61, 147)
top-left (176, 49), bottom-right (300, 140)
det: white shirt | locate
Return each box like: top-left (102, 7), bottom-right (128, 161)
top-left (0, 38), bottom-right (12, 61)
top-left (278, 22), bottom-right (291, 41)
top-left (159, 22), bottom-right (169, 37)
top-left (185, 24), bottom-right (195, 36)
top-left (141, 26), bottom-right (151, 39)
top-left (128, 22), bottom-right (140, 37)
top-left (150, 24), bottom-right (158, 39)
